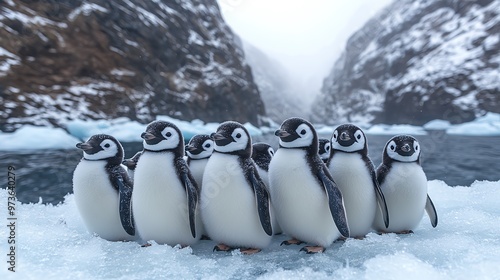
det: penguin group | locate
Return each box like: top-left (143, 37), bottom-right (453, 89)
top-left (72, 117), bottom-right (438, 254)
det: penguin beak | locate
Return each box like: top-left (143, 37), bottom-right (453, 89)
top-left (340, 131), bottom-right (350, 141)
top-left (211, 132), bottom-right (234, 146)
top-left (76, 142), bottom-right (93, 151)
top-left (211, 133), bottom-right (227, 141)
top-left (275, 129), bottom-right (291, 138)
top-left (401, 143), bottom-right (411, 153)
top-left (185, 145), bottom-right (201, 153)
top-left (141, 132), bottom-right (156, 141)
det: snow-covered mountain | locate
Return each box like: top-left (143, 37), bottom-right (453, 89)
top-left (241, 40), bottom-right (308, 123)
top-left (312, 0), bottom-right (500, 125)
top-left (0, 0), bottom-right (266, 132)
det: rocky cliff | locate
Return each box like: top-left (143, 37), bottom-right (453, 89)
top-left (313, 0), bottom-right (500, 125)
top-left (0, 0), bottom-right (266, 132)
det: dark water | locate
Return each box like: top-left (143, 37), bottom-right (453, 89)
top-left (1, 131), bottom-right (499, 205)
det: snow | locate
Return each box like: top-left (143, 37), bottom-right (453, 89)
top-left (2, 113), bottom-right (500, 151)
top-left (68, 3), bottom-right (108, 21)
top-left (1, 179), bottom-right (500, 279)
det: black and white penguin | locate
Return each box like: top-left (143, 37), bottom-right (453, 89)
top-left (185, 134), bottom-right (214, 239)
top-left (318, 138), bottom-right (331, 163)
top-left (132, 121), bottom-right (201, 246)
top-left (73, 134), bottom-right (135, 241)
top-left (327, 124), bottom-right (389, 238)
top-left (252, 142), bottom-right (281, 234)
top-left (186, 134), bottom-right (214, 186)
top-left (122, 151), bottom-right (142, 180)
top-left (201, 121), bottom-right (272, 254)
top-left (268, 117), bottom-right (349, 253)
top-left (373, 135), bottom-right (438, 233)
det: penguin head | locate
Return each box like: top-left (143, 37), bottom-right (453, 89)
top-left (186, 134), bottom-right (214, 160)
top-left (331, 124), bottom-right (367, 154)
top-left (318, 138), bottom-right (331, 161)
top-left (275, 117), bottom-right (318, 153)
top-left (252, 142), bottom-right (274, 171)
top-left (141, 121), bottom-right (184, 154)
top-left (383, 135), bottom-right (421, 163)
top-left (122, 151), bottom-right (142, 171)
top-left (76, 134), bottom-right (124, 165)
top-left (211, 121), bottom-right (251, 156)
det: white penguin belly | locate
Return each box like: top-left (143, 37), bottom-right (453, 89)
top-left (329, 153), bottom-right (377, 237)
top-left (132, 152), bottom-right (201, 246)
top-left (374, 162), bottom-right (428, 232)
top-left (188, 158), bottom-right (209, 236)
top-left (201, 153), bottom-right (271, 249)
top-left (73, 160), bottom-right (134, 241)
top-left (269, 149), bottom-right (340, 247)
top-left (189, 158), bottom-right (208, 187)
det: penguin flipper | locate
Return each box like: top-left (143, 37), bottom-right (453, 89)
top-left (180, 168), bottom-right (199, 238)
top-left (370, 167), bottom-right (389, 228)
top-left (317, 167), bottom-right (350, 238)
top-left (113, 171), bottom-right (135, 236)
top-left (425, 194), bottom-right (438, 228)
top-left (249, 169), bottom-right (273, 236)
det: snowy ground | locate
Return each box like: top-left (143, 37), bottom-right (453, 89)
top-left (1, 113), bottom-right (500, 150)
top-left (1, 180), bottom-right (499, 279)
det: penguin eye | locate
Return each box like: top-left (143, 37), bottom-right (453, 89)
top-left (300, 129), bottom-right (306, 135)
top-left (235, 133), bottom-right (241, 139)
top-left (165, 132), bottom-right (172, 137)
top-left (205, 143), bottom-right (211, 148)
top-left (415, 145), bottom-right (419, 151)
top-left (390, 145), bottom-right (395, 151)
top-left (104, 143), bottom-right (110, 148)
top-left (268, 148), bottom-right (274, 156)
top-left (357, 134), bottom-right (361, 140)
top-left (325, 145), bottom-right (330, 152)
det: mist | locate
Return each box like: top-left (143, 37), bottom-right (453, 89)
top-left (218, 0), bottom-right (393, 107)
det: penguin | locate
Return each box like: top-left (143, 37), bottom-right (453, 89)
top-left (252, 142), bottom-right (282, 234)
top-left (268, 117), bottom-right (349, 253)
top-left (201, 121), bottom-right (272, 254)
top-left (132, 120), bottom-right (201, 246)
top-left (373, 135), bottom-right (438, 234)
top-left (122, 151), bottom-right (142, 180)
top-left (186, 134), bottom-right (214, 187)
top-left (318, 138), bottom-right (331, 163)
top-left (185, 134), bottom-right (214, 239)
top-left (73, 134), bottom-right (135, 241)
top-left (327, 124), bottom-right (389, 238)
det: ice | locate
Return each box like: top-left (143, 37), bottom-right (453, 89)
top-left (423, 119), bottom-right (452, 130)
top-left (0, 125), bottom-right (80, 150)
top-left (446, 112), bottom-right (500, 136)
top-left (3, 113), bottom-right (499, 151)
top-left (365, 124), bottom-right (428, 135)
top-left (1, 179), bottom-right (500, 279)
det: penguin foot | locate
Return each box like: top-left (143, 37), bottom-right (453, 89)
top-left (201, 235), bottom-right (211, 241)
top-left (240, 248), bottom-right (261, 255)
top-left (280, 238), bottom-right (304, 246)
top-left (398, 230), bottom-right (414, 234)
top-left (300, 246), bottom-right (325, 254)
top-left (140, 242), bottom-right (151, 248)
top-left (213, 244), bottom-right (232, 252)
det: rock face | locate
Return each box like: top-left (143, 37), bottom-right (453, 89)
top-left (313, 0), bottom-right (500, 125)
top-left (0, 0), bottom-right (265, 132)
